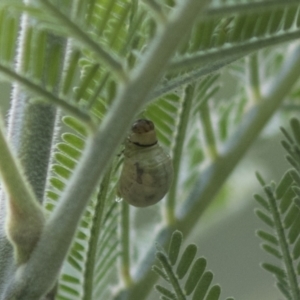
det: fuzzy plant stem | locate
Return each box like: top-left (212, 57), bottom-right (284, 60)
top-left (0, 118), bottom-right (45, 265)
top-left (0, 11), bottom-right (29, 293)
top-left (0, 6), bottom-right (58, 292)
top-left (112, 42), bottom-right (300, 300)
top-left (2, 0), bottom-right (210, 298)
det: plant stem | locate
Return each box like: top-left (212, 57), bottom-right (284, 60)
top-left (199, 101), bottom-right (218, 161)
top-left (151, 54), bottom-right (243, 101)
top-left (156, 252), bottom-right (186, 300)
top-left (169, 29), bottom-right (300, 72)
top-left (165, 84), bottom-right (195, 225)
top-left (205, 0), bottom-right (299, 18)
top-left (120, 201), bottom-right (133, 287)
top-left (0, 117), bottom-right (45, 265)
top-left (246, 54), bottom-right (261, 104)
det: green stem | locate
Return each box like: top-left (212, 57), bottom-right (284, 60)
top-left (156, 252), bottom-right (186, 300)
top-left (165, 84), bottom-right (195, 225)
top-left (38, 0), bottom-right (127, 81)
top-left (151, 54), bottom-right (242, 101)
top-left (246, 54), bottom-right (261, 104)
top-left (0, 121), bottom-right (40, 226)
top-left (205, 0), bottom-right (299, 18)
top-left (120, 201), bottom-right (133, 287)
top-left (82, 166), bottom-right (112, 300)
top-left (169, 29), bottom-right (300, 72)
top-left (0, 118), bottom-right (45, 265)
top-left (199, 101), bottom-right (218, 161)
top-left (264, 186), bottom-right (300, 300)
top-left (112, 42), bottom-right (300, 300)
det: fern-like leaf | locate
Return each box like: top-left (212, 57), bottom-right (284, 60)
top-left (255, 118), bottom-right (300, 300)
top-left (153, 230), bottom-right (233, 300)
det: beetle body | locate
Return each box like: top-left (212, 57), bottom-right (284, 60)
top-left (117, 119), bottom-right (173, 207)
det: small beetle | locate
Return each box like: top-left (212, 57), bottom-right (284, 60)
top-left (117, 119), bottom-right (173, 207)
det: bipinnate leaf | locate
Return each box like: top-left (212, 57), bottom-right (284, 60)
top-left (255, 119), bottom-right (300, 300)
top-left (154, 230), bottom-right (233, 300)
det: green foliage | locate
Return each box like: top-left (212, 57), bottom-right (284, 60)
top-left (1, 0), bottom-right (300, 299)
top-left (153, 231), bottom-right (231, 300)
top-left (255, 118), bottom-right (300, 300)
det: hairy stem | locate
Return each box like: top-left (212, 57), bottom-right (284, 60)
top-left (264, 186), bottom-right (300, 300)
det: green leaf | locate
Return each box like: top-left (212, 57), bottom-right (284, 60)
top-left (254, 194), bottom-right (269, 211)
top-left (176, 244), bottom-right (197, 279)
top-left (261, 244), bottom-right (282, 259)
top-left (256, 230), bottom-right (278, 246)
top-left (290, 118), bottom-right (300, 145)
top-left (255, 209), bottom-right (274, 228)
top-left (283, 206), bottom-right (299, 229)
top-left (168, 230), bottom-right (183, 266)
top-left (155, 285), bottom-right (176, 300)
top-left (62, 133), bottom-right (85, 150)
top-left (192, 271), bottom-right (213, 300)
top-left (275, 170), bottom-right (293, 199)
top-left (152, 265), bottom-right (169, 282)
top-left (184, 257), bottom-right (207, 296)
top-left (292, 237), bottom-right (300, 259)
top-left (262, 263), bottom-right (286, 279)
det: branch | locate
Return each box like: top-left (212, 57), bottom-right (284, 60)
top-left (205, 0), bottom-right (299, 18)
top-left (151, 53), bottom-right (244, 101)
top-left (169, 29), bottom-right (300, 73)
top-left (3, 0), bottom-right (210, 298)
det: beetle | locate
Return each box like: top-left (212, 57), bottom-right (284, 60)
top-left (117, 119), bottom-right (173, 207)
